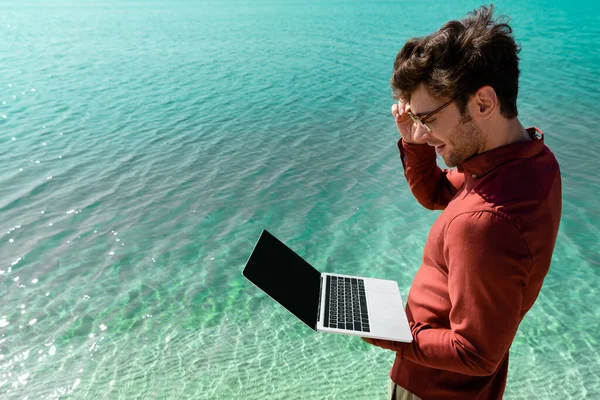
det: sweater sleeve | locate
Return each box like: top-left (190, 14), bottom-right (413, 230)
top-left (399, 211), bottom-right (532, 376)
top-left (399, 139), bottom-right (464, 210)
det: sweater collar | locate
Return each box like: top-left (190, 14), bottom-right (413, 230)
top-left (457, 127), bottom-right (544, 179)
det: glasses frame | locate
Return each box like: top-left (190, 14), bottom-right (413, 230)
top-left (407, 95), bottom-right (462, 133)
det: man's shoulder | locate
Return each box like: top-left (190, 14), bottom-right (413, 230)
top-left (461, 148), bottom-right (560, 216)
top-left (440, 150), bottom-right (561, 242)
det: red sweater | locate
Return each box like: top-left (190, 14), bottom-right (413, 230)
top-left (371, 128), bottom-right (562, 399)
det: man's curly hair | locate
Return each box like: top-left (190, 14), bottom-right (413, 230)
top-left (391, 5), bottom-right (521, 118)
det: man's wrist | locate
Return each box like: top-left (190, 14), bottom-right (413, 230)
top-left (401, 138), bottom-right (427, 146)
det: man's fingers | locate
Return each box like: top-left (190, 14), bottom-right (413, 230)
top-left (393, 101), bottom-right (413, 123)
top-left (403, 103), bottom-right (412, 120)
top-left (391, 104), bottom-right (399, 119)
top-left (362, 337), bottom-right (400, 351)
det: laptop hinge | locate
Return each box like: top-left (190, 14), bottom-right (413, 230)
top-left (316, 275), bottom-right (323, 329)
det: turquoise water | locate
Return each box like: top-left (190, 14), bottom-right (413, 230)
top-left (1, 0), bottom-right (599, 398)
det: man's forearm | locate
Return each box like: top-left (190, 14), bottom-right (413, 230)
top-left (398, 139), bottom-right (463, 209)
top-left (365, 328), bottom-right (501, 377)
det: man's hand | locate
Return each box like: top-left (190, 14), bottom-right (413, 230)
top-left (391, 101), bottom-right (427, 145)
top-left (362, 337), bottom-right (402, 352)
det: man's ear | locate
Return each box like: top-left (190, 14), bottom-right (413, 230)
top-left (469, 86), bottom-right (497, 120)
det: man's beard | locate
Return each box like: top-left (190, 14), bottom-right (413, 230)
top-left (442, 113), bottom-right (484, 168)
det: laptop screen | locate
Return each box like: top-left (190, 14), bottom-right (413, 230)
top-left (243, 230), bottom-right (321, 330)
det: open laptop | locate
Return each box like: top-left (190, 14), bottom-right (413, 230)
top-left (242, 230), bottom-right (412, 342)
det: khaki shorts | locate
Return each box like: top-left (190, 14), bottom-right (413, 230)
top-left (388, 379), bottom-right (422, 400)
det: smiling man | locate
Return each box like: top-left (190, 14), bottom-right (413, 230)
top-left (363, 5), bottom-right (562, 400)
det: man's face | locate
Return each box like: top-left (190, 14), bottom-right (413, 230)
top-left (410, 84), bottom-right (484, 167)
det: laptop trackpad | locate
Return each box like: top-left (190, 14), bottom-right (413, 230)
top-left (367, 291), bottom-right (412, 342)
top-left (364, 277), bottom-right (400, 294)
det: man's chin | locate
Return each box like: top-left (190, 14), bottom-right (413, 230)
top-left (441, 154), bottom-right (458, 168)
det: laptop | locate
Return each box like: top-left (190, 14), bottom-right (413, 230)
top-left (242, 230), bottom-right (412, 342)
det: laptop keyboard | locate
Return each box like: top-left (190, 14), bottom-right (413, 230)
top-left (323, 275), bottom-right (370, 332)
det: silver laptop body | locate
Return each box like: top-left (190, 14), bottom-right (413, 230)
top-left (242, 230), bottom-right (412, 343)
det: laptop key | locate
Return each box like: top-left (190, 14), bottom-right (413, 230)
top-left (354, 322), bottom-right (362, 331)
top-left (346, 322), bottom-right (353, 330)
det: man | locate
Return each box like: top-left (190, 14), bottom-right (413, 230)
top-left (363, 5), bottom-right (562, 400)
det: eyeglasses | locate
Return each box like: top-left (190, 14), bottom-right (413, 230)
top-left (407, 95), bottom-right (461, 133)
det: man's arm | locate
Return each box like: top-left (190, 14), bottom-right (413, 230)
top-left (399, 139), bottom-right (464, 210)
top-left (365, 211), bottom-right (531, 376)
